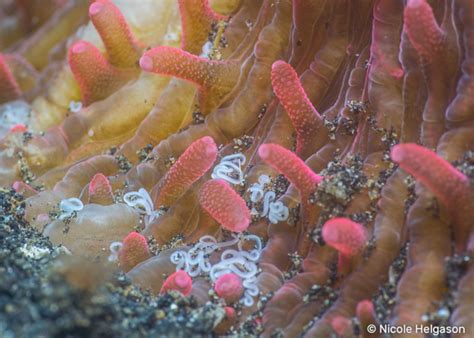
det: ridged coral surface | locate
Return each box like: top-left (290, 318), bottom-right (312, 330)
top-left (0, 0), bottom-right (473, 337)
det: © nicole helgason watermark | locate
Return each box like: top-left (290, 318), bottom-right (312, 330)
top-left (366, 324), bottom-right (466, 336)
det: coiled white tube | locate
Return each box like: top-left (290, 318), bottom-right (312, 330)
top-left (123, 188), bottom-right (162, 225)
top-left (59, 198), bottom-right (84, 221)
top-left (211, 153), bottom-right (246, 185)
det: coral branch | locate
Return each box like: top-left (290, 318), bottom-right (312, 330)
top-left (140, 46), bottom-right (239, 113)
top-left (68, 40), bottom-right (134, 105)
top-left (391, 143), bottom-right (472, 251)
top-left (330, 316), bottom-right (352, 337)
top-left (271, 60), bottom-right (325, 158)
top-left (89, 0), bottom-right (142, 68)
top-left (160, 270), bottom-right (193, 296)
top-left (404, 0), bottom-right (445, 62)
top-left (177, 0), bottom-right (225, 55)
top-left (198, 179), bottom-right (250, 232)
top-left (356, 300), bottom-right (378, 337)
top-left (118, 232), bottom-right (151, 273)
top-left (87, 173), bottom-right (114, 205)
top-left (446, 0), bottom-right (474, 123)
top-left (258, 143), bottom-right (322, 200)
top-left (322, 217), bottom-right (367, 257)
top-left (214, 273), bottom-right (244, 304)
top-left (390, 143), bottom-right (469, 210)
top-left (153, 136), bottom-right (218, 207)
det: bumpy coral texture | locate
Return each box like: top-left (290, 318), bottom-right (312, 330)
top-left (152, 135), bottom-right (218, 207)
top-left (271, 60), bottom-right (325, 158)
top-left (118, 231), bottom-right (151, 273)
top-left (322, 218), bottom-right (367, 257)
top-left (198, 179), bottom-right (250, 232)
top-left (214, 273), bottom-right (244, 304)
top-left (88, 173), bottom-right (114, 205)
top-left (160, 270), bottom-right (193, 296)
top-left (1, 0), bottom-right (473, 337)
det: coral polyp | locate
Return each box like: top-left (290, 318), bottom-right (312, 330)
top-left (0, 0), bottom-right (473, 337)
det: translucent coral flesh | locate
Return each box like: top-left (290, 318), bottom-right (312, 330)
top-left (1, 0), bottom-right (474, 336)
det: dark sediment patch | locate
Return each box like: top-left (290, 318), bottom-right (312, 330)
top-left (0, 188), bottom-right (224, 338)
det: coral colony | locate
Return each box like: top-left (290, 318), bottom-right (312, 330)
top-left (0, 0), bottom-right (473, 336)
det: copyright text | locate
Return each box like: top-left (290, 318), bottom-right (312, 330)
top-left (366, 324), bottom-right (465, 335)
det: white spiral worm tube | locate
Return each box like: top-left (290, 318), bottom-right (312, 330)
top-left (248, 174), bottom-right (271, 202)
top-left (170, 234), bottom-right (263, 306)
top-left (211, 153), bottom-right (246, 185)
top-left (209, 235), bottom-right (262, 306)
top-left (123, 188), bottom-right (162, 225)
top-left (59, 197), bottom-right (84, 220)
top-left (108, 241), bottom-right (123, 262)
top-left (248, 174), bottom-right (289, 224)
top-left (268, 201), bottom-right (289, 224)
top-left (170, 235), bottom-right (240, 277)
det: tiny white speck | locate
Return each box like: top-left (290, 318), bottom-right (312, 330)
top-left (69, 101), bottom-right (83, 113)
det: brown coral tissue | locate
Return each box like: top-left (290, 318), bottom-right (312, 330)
top-left (1, 0), bottom-right (473, 337)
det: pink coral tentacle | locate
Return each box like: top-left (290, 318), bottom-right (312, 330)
top-left (198, 179), bottom-right (250, 233)
top-left (258, 143), bottom-right (322, 200)
top-left (153, 136), bottom-right (218, 207)
top-left (271, 60), bottom-right (324, 158)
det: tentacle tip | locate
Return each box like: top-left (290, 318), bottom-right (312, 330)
top-left (175, 272), bottom-right (191, 289)
top-left (139, 55), bottom-right (153, 72)
top-left (331, 316), bottom-right (351, 336)
top-left (225, 306), bottom-right (236, 319)
top-left (233, 217), bottom-right (250, 233)
top-left (271, 60), bottom-right (288, 71)
top-left (89, 2), bottom-right (104, 16)
top-left (12, 181), bottom-right (22, 192)
top-left (202, 136), bottom-right (217, 156)
top-left (88, 173), bottom-right (111, 196)
top-left (390, 144), bottom-right (405, 164)
top-left (407, 0), bottom-right (425, 8)
top-left (160, 270), bottom-right (193, 296)
top-left (322, 218), bottom-right (367, 256)
top-left (356, 299), bottom-right (374, 317)
top-left (122, 231), bottom-right (148, 246)
top-left (215, 273), bottom-right (244, 303)
top-left (257, 144), bottom-right (270, 159)
top-left (71, 41), bottom-right (88, 55)
top-left (10, 124), bottom-right (27, 133)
